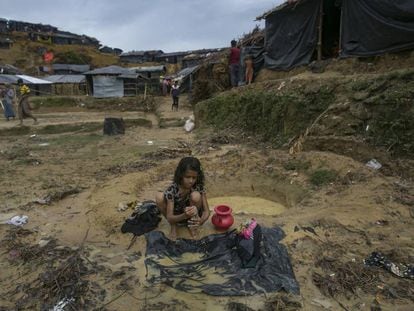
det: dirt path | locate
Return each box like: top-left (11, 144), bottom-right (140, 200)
top-left (0, 95), bottom-right (413, 310)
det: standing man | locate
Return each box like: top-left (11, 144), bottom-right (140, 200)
top-left (229, 40), bottom-right (240, 87)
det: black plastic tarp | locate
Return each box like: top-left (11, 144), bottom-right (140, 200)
top-left (264, 0), bottom-right (321, 70)
top-left (341, 0), bottom-right (414, 57)
top-left (144, 227), bottom-right (299, 296)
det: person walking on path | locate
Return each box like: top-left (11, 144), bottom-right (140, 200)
top-left (1, 84), bottom-right (16, 121)
top-left (17, 79), bottom-right (37, 125)
top-left (229, 39), bottom-right (241, 87)
top-left (171, 80), bottom-right (180, 111)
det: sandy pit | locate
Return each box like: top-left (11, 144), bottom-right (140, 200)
top-left (0, 96), bottom-right (413, 310)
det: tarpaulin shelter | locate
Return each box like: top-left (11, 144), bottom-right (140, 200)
top-left (171, 65), bottom-right (200, 93)
top-left (83, 65), bottom-right (131, 98)
top-left (257, 0), bottom-right (414, 70)
top-left (0, 74), bottom-right (52, 96)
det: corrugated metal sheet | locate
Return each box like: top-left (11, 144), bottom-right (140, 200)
top-left (0, 75), bottom-right (17, 84)
top-left (118, 73), bottom-right (148, 80)
top-left (52, 64), bottom-right (90, 73)
top-left (0, 74), bottom-right (51, 84)
top-left (174, 66), bottom-right (200, 79)
top-left (16, 75), bottom-right (52, 84)
top-left (92, 76), bottom-right (123, 98)
top-left (84, 65), bottom-right (131, 75)
top-left (43, 75), bottom-right (85, 83)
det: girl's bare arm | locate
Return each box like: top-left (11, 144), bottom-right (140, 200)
top-left (166, 200), bottom-right (191, 224)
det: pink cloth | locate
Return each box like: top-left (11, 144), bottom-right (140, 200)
top-left (240, 219), bottom-right (257, 239)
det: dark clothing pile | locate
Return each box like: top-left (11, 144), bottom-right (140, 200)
top-left (121, 201), bottom-right (161, 236)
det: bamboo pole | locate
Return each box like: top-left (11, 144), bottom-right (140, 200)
top-left (339, 3), bottom-right (343, 54)
top-left (317, 0), bottom-right (324, 61)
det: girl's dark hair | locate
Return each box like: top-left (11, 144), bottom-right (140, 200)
top-left (174, 157), bottom-right (204, 186)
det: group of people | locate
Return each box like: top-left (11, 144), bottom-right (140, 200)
top-left (0, 79), bottom-right (37, 125)
top-left (229, 39), bottom-right (254, 87)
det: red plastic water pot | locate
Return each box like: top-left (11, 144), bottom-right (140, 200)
top-left (211, 204), bottom-right (234, 230)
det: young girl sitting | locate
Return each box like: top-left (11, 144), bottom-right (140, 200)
top-left (155, 157), bottom-right (210, 240)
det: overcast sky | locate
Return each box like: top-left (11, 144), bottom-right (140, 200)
top-left (2, 0), bottom-right (283, 52)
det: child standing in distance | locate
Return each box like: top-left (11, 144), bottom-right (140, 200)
top-left (171, 80), bottom-right (180, 111)
top-left (244, 54), bottom-right (254, 85)
top-left (155, 157), bottom-right (210, 240)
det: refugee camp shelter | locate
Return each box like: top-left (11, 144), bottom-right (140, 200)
top-left (0, 74), bottom-right (52, 95)
top-left (257, 0), bottom-right (414, 70)
top-left (120, 50), bottom-right (164, 63)
top-left (0, 18), bottom-right (8, 33)
top-left (83, 65), bottom-right (131, 98)
top-left (0, 64), bottom-right (21, 75)
top-left (43, 75), bottom-right (86, 96)
top-left (99, 46), bottom-right (123, 55)
top-left (117, 72), bottom-right (150, 97)
top-left (129, 65), bottom-right (167, 95)
top-left (0, 37), bottom-right (13, 49)
top-left (155, 51), bottom-right (188, 64)
top-left (39, 64), bottom-right (90, 75)
top-left (172, 65), bottom-right (200, 93)
top-left (28, 30), bottom-right (100, 47)
top-left (131, 65), bottom-right (166, 79)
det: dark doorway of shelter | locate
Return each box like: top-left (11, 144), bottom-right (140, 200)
top-left (322, 0), bottom-right (341, 58)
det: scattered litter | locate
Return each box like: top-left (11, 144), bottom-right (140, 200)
top-left (184, 116), bottom-right (195, 132)
top-left (364, 251), bottom-right (414, 279)
top-left (38, 239), bottom-right (51, 248)
top-left (375, 220), bottom-right (389, 226)
top-left (277, 81), bottom-right (286, 91)
top-left (50, 297), bottom-right (75, 311)
top-left (6, 215), bottom-right (28, 226)
top-left (147, 140), bottom-right (154, 145)
top-left (311, 297), bottom-right (333, 310)
top-left (366, 125), bottom-right (370, 131)
top-left (117, 202), bottom-right (128, 212)
top-left (30, 134), bottom-right (37, 138)
top-left (38, 143), bottom-right (50, 147)
top-left (366, 159), bottom-right (382, 170)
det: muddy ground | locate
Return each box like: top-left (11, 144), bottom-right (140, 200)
top-left (0, 95), bottom-right (413, 310)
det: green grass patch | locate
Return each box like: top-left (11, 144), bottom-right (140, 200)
top-left (309, 169), bottom-right (338, 187)
top-left (0, 126), bottom-right (31, 136)
top-left (283, 159), bottom-right (311, 171)
top-left (31, 97), bottom-right (79, 108)
top-left (124, 118), bottom-right (153, 128)
top-left (37, 123), bottom-right (102, 134)
top-left (50, 133), bottom-right (102, 146)
top-left (196, 86), bottom-right (334, 146)
top-left (159, 118), bottom-right (185, 128)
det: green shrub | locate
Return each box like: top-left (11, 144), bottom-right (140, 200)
top-left (309, 169), bottom-right (338, 186)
